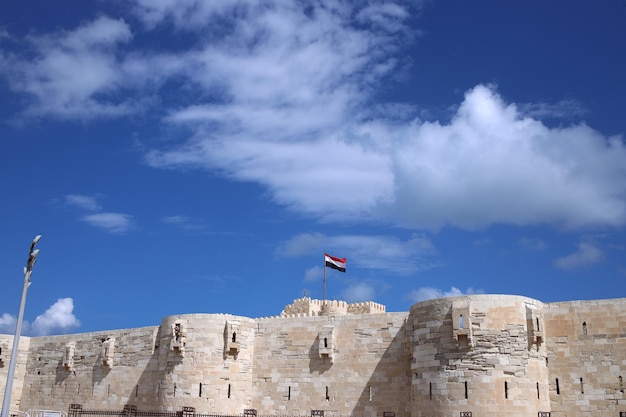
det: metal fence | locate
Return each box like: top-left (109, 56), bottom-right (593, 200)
top-left (66, 405), bottom-right (341, 417)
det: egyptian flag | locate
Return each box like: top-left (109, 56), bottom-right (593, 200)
top-left (325, 253), bottom-right (346, 272)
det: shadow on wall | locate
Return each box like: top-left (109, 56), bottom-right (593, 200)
top-left (350, 318), bottom-right (411, 417)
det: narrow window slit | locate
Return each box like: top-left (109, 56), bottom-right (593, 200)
top-left (556, 378), bottom-right (560, 395)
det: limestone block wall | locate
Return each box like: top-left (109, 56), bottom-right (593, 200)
top-left (252, 312), bottom-right (411, 416)
top-left (544, 298), bottom-right (626, 417)
top-left (0, 335), bottom-right (31, 411)
top-left (409, 295), bottom-right (550, 417)
top-left (16, 326), bottom-right (158, 411)
top-left (5, 295), bottom-right (626, 417)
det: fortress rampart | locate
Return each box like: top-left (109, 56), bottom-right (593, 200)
top-left (1, 295), bottom-right (626, 417)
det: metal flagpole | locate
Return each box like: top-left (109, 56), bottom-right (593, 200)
top-left (323, 253), bottom-right (327, 304)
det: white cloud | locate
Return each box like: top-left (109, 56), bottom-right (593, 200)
top-left (390, 85), bottom-right (626, 230)
top-left (518, 237), bottom-right (548, 251)
top-left (65, 194), bottom-right (101, 211)
top-left (1, 17), bottom-right (136, 120)
top-left (0, 313), bottom-right (17, 334)
top-left (278, 232), bottom-right (438, 275)
top-left (304, 266), bottom-right (323, 283)
top-left (56, 193), bottom-right (134, 234)
top-left (2, 1), bottom-right (625, 231)
top-left (554, 241), bottom-right (605, 270)
top-left (0, 298), bottom-right (80, 336)
top-left (408, 286), bottom-right (483, 303)
top-left (278, 233), bottom-right (326, 257)
top-left (30, 298), bottom-right (81, 336)
top-left (162, 215), bottom-right (208, 232)
top-left (82, 212), bottom-right (133, 234)
top-left (341, 281), bottom-right (376, 303)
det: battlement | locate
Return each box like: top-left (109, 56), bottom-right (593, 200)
top-left (281, 297), bottom-right (385, 317)
top-left (347, 300), bottom-right (386, 314)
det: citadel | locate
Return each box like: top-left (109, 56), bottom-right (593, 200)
top-left (1, 294), bottom-right (626, 417)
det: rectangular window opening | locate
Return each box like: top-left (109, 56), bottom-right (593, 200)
top-left (504, 381), bottom-right (508, 399)
top-left (536, 382), bottom-right (540, 399)
top-left (429, 382), bottom-right (432, 400)
top-left (556, 378), bottom-right (560, 395)
top-left (464, 381), bottom-right (468, 399)
top-left (199, 383), bottom-right (202, 398)
top-left (228, 383), bottom-right (231, 399)
top-left (325, 386), bottom-right (330, 401)
top-left (288, 386), bottom-right (291, 401)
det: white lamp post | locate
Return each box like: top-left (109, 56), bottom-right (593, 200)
top-left (1, 235), bottom-right (42, 417)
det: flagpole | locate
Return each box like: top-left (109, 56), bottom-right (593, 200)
top-left (323, 254), bottom-right (327, 304)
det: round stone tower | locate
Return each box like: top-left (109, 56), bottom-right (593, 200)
top-left (151, 314), bottom-right (255, 413)
top-left (409, 295), bottom-right (550, 417)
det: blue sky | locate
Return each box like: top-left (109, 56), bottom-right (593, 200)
top-left (1, 0), bottom-right (625, 336)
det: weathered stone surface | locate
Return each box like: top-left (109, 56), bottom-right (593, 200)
top-left (1, 295), bottom-right (625, 417)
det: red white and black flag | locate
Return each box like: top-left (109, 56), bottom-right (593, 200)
top-left (324, 253), bottom-right (346, 273)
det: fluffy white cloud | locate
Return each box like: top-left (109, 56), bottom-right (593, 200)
top-left (1, 17), bottom-right (135, 119)
top-left (144, 16), bottom-right (626, 231)
top-left (408, 286), bottom-right (483, 303)
top-left (2, 1), bottom-right (625, 231)
top-left (390, 85), bottom-right (626, 230)
top-left (0, 313), bottom-right (17, 334)
top-left (554, 241), bottom-right (605, 270)
top-left (0, 298), bottom-right (80, 336)
top-left (30, 298), bottom-right (81, 336)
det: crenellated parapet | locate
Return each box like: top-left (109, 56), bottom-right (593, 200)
top-left (347, 301), bottom-right (386, 314)
top-left (281, 297), bottom-right (386, 317)
top-left (319, 300), bottom-right (348, 316)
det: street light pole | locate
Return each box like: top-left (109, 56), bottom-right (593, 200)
top-left (1, 235), bottom-right (41, 417)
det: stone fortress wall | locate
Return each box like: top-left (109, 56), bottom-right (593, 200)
top-left (1, 295), bottom-right (625, 417)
